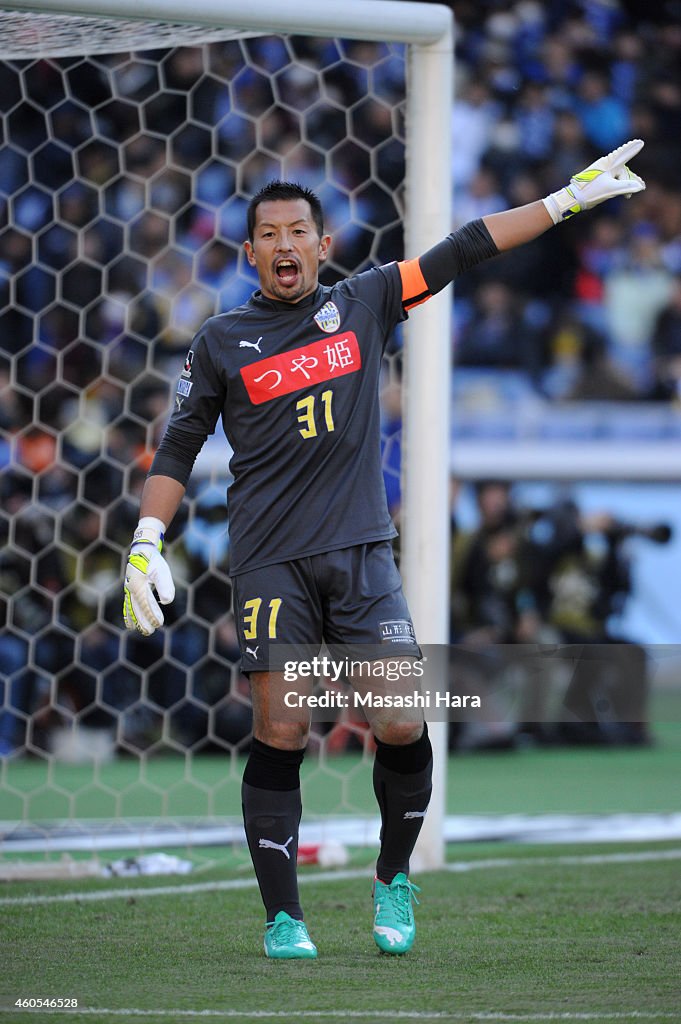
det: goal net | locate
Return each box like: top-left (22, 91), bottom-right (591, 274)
top-left (0, 0), bottom-right (452, 872)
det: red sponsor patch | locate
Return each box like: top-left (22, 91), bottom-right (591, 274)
top-left (241, 332), bottom-right (361, 405)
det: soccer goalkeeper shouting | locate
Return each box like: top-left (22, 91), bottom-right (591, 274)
top-left (124, 140), bottom-right (645, 958)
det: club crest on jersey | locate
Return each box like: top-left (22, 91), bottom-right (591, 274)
top-left (314, 301), bottom-right (341, 334)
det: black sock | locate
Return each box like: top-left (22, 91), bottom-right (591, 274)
top-left (373, 723), bottom-right (433, 884)
top-left (242, 738), bottom-right (306, 923)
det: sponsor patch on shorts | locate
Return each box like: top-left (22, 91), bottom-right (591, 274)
top-left (379, 619), bottom-right (416, 644)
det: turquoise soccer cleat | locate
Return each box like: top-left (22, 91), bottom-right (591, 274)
top-left (264, 911), bottom-right (318, 959)
top-left (372, 872), bottom-right (421, 954)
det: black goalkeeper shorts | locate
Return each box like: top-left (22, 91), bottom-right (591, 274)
top-left (231, 540), bottom-right (421, 673)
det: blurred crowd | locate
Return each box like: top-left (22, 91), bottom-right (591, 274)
top-left (449, 0), bottom-right (681, 400)
top-left (2, 0), bottom-right (680, 756)
top-left (1, 33), bottom-right (407, 757)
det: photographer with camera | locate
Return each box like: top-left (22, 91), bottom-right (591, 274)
top-left (450, 481), bottom-right (557, 750)
top-left (524, 499), bottom-right (672, 745)
top-left (451, 483), bottom-right (671, 747)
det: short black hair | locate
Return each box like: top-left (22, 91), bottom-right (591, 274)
top-left (247, 181), bottom-right (324, 241)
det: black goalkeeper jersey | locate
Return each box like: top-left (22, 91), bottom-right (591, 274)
top-left (150, 221), bottom-right (499, 576)
top-left (158, 260), bottom-right (430, 575)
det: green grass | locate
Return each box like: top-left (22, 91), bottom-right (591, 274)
top-left (2, 722), bottom-right (680, 823)
top-left (1, 842), bottom-right (681, 1023)
top-left (1, 718), bottom-right (680, 1021)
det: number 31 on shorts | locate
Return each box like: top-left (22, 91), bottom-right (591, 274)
top-left (243, 597), bottom-right (282, 639)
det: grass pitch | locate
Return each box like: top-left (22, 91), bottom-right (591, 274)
top-left (2, 718), bottom-right (680, 1022)
top-left (1, 841), bottom-right (680, 1023)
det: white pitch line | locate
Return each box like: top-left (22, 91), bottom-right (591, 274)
top-left (1, 1006), bottom-right (679, 1020)
top-left (443, 847), bottom-right (681, 872)
top-left (2, 848), bottom-right (681, 907)
top-left (0, 867), bottom-right (369, 906)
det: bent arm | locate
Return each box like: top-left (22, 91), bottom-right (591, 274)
top-left (140, 421), bottom-right (208, 528)
top-left (482, 200), bottom-right (553, 253)
top-left (140, 474), bottom-right (186, 530)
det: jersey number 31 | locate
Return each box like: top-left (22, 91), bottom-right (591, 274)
top-left (296, 390), bottom-right (334, 438)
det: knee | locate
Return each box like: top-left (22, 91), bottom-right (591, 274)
top-left (254, 718), bottom-right (310, 750)
top-left (372, 719), bottom-right (424, 746)
top-left (249, 672), bottom-right (310, 750)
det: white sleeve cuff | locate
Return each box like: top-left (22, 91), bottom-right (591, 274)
top-left (133, 516), bottom-right (166, 547)
top-left (541, 193), bottom-right (562, 226)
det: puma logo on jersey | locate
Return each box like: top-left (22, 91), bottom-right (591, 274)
top-left (258, 836), bottom-right (293, 859)
top-left (245, 645), bottom-right (259, 659)
top-left (239, 336), bottom-right (263, 353)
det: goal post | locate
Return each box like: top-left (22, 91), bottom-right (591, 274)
top-left (1, 0), bottom-right (452, 46)
top-left (401, 17), bottom-right (453, 870)
top-left (0, 0), bottom-right (453, 870)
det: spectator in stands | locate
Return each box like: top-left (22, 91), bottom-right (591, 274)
top-left (650, 274), bottom-right (681, 401)
top-left (548, 311), bottom-right (641, 403)
top-left (454, 166), bottom-right (507, 228)
top-left (569, 69), bottom-right (630, 152)
top-left (451, 76), bottom-right (500, 193)
top-left (454, 280), bottom-right (545, 382)
top-left (603, 221), bottom-right (674, 387)
top-left (513, 81), bottom-right (555, 163)
top-left (572, 215), bottom-right (627, 335)
top-left (548, 110), bottom-right (592, 186)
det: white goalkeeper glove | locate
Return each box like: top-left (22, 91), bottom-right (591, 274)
top-left (542, 138), bottom-right (646, 225)
top-left (123, 516), bottom-right (175, 636)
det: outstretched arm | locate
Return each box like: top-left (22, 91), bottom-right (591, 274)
top-left (482, 200), bottom-right (553, 253)
top-left (483, 138), bottom-right (646, 253)
top-left (401, 139), bottom-right (646, 309)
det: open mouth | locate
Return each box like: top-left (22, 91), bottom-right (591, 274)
top-left (275, 259), bottom-right (300, 286)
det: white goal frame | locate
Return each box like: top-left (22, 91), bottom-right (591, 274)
top-left (3, 0), bottom-right (454, 869)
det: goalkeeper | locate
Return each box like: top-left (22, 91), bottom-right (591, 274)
top-left (123, 140), bottom-right (645, 959)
